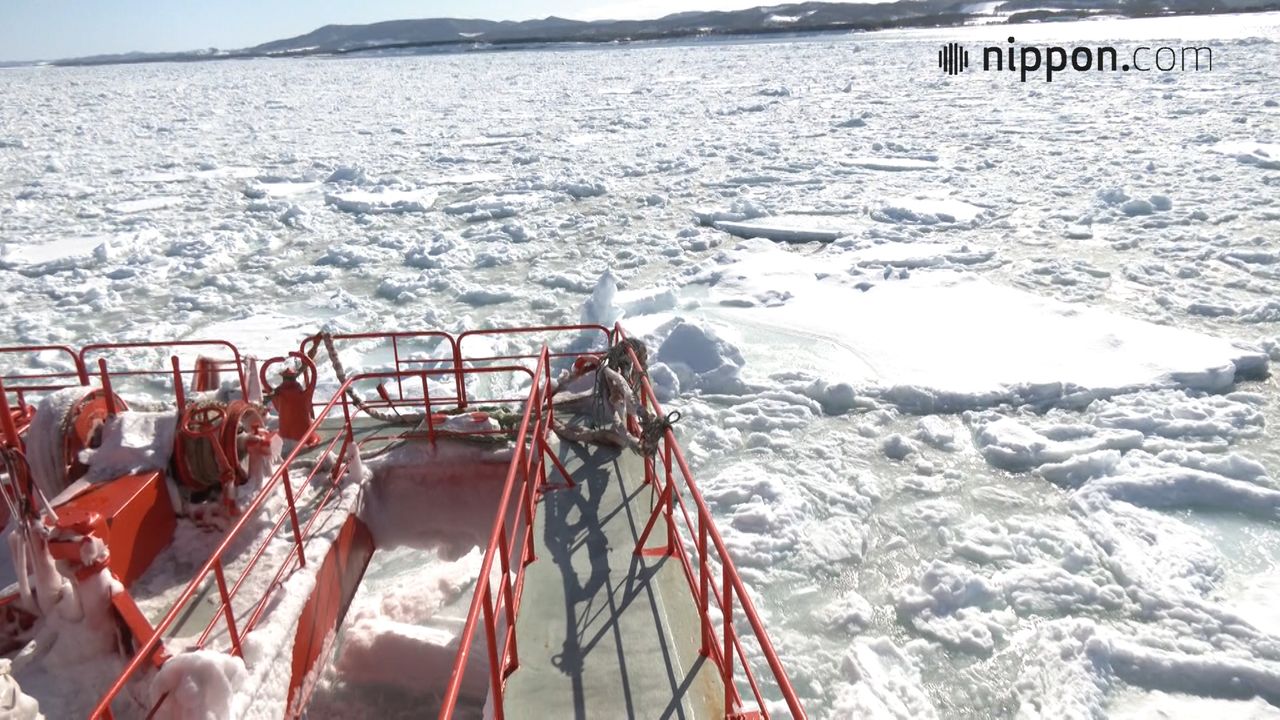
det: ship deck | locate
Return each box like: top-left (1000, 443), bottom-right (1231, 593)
top-left (146, 414), bottom-right (725, 719)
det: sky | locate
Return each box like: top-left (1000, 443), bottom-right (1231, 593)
top-left (0, 0), bottom-right (812, 62)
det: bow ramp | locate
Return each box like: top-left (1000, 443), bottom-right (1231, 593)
top-left (0, 325), bottom-right (805, 719)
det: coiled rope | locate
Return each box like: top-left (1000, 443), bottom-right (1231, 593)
top-left (548, 335), bottom-right (683, 457)
top-left (177, 399), bottom-right (268, 493)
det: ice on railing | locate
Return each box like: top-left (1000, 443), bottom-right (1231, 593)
top-left (146, 479), bottom-right (364, 719)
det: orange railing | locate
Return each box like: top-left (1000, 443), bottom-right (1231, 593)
top-left (437, 346), bottom-right (557, 718)
top-left (440, 325), bottom-right (805, 719)
top-left (0, 341), bottom-right (249, 436)
top-left (300, 324), bottom-right (611, 410)
top-left (618, 324), bottom-right (806, 720)
top-left (88, 360), bottom-right (539, 719)
top-left (300, 329), bottom-right (463, 407)
top-left (0, 345), bottom-right (87, 436)
top-left (80, 340), bottom-right (248, 401)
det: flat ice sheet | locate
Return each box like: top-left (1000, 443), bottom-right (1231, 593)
top-left (681, 241), bottom-right (1264, 409)
top-left (1, 235), bottom-right (106, 267)
top-left (714, 214), bottom-right (863, 242)
top-left (324, 188), bottom-right (438, 214)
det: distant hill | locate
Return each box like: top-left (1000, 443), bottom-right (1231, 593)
top-left (39, 0), bottom-right (1280, 67)
top-left (249, 18), bottom-right (521, 55)
top-left (243, 2), bottom-right (962, 56)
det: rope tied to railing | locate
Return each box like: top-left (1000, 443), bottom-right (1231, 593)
top-left (312, 331), bottom-right (521, 453)
top-left (638, 409), bottom-right (680, 457)
top-left (317, 331), bottom-right (424, 425)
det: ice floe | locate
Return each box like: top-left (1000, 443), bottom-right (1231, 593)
top-left (714, 214), bottom-right (863, 243)
top-left (324, 189), bottom-right (438, 214)
top-left (845, 157), bottom-right (938, 171)
top-left (107, 196), bottom-right (182, 214)
top-left (624, 240), bottom-right (1268, 412)
top-left (871, 196), bottom-right (987, 225)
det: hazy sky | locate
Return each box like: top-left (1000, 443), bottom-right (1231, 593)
top-left (1, 0), bottom-right (821, 62)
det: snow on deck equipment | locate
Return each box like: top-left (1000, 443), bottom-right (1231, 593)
top-left (0, 325), bottom-right (805, 719)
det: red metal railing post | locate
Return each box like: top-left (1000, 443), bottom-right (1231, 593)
top-left (392, 336), bottom-right (405, 401)
top-left (535, 392), bottom-right (550, 489)
top-left (520, 436), bottom-right (537, 565)
top-left (281, 462), bottom-right (306, 568)
top-left (170, 356), bottom-right (186, 413)
top-left (482, 585), bottom-right (505, 720)
top-left (97, 359), bottom-right (117, 417)
top-left (212, 560), bottom-right (243, 657)
top-left (76, 354), bottom-right (90, 385)
top-left (421, 373), bottom-right (436, 443)
top-left (544, 352), bottom-right (554, 427)
top-left (232, 348), bottom-right (247, 395)
top-left (453, 339), bottom-right (467, 410)
top-left (664, 438), bottom-right (676, 551)
top-left (498, 524), bottom-right (519, 673)
top-left (527, 380), bottom-right (543, 488)
top-left (331, 431), bottom-right (352, 485)
top-left (699, 513), bottom-right (710, 656)
top-left (537, 437), bottom-right (549, 491)
top-left (723, 564), bottom-right (734, 718)
top-left (0, 378), bottom-right (20, 449)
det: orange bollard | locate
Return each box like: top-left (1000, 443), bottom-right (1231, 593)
top-left (261, 352), bottom-right (319, 446)
top-left (271, 369), bottom-right (314, 443)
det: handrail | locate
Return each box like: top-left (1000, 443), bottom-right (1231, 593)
top-left (616, 324), bottom-right (806, 720)
top-left (301, 324), bottom-right (608, 411)
top-left (456, 323), bottom-right (611, 363)
top-left (79, 340), bottom-right (248, 401)
top-left (0, 345), bottom-right (88, 450)
top-left (438, 347), bottom-right (552, 719)
top-left (0, 345), bottom-right (88, 417)
top-left (88, 362), bottom-right (536, 720)
top-left (299, 329), bottom-right (462, 409)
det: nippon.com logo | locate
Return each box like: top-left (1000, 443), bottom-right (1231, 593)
top-left (938, 37), bottom-right (1213, 82)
